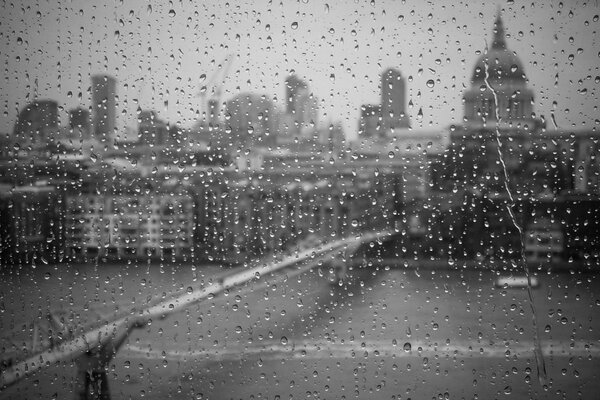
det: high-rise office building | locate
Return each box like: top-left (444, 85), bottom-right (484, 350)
top-left (138, 110), bottom-right (168, 146)
top-left (380, 68), bottom-right (410, 132)
top-left (12, 100), bottom-right (59, 145)
top-left (358, 104), bottom-right (382, 138)
top-left (68, 107), bottom-right (91, 139)
top-left (91, 74), bottom-right (116, 143)
top-left (285, 75), bottom-right (308, 115)
top-left (225, 93), bottom-right (275, 143)
top-left (284, 74), bottom-right (318, 138)
top-left (69, 107), bottom-right (90, 129)
top-left (296, 91), bottom-right (318, 134)
top-left (207, 98), bottom-right (220, 127)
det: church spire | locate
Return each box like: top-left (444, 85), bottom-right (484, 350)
top-left (491, 10), bottom-right (506, 49)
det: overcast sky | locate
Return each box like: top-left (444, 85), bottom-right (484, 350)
top-left (1, 0), bottom-right (598, 139)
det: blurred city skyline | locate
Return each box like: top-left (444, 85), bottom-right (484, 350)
top-left (1, 0), bottom-right (598, 139)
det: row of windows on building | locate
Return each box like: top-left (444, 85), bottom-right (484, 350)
top-left (0, 172), bottom-right (400, 265)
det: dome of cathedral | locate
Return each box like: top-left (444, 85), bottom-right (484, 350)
top-left (462, 13), bottom-right (537, 126)
top-left (470, 15), bottom-right (527, 85)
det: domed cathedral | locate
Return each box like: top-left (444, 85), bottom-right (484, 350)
top-left (463, 14), bottom-right (537, 129)
top-left (444, 12), bottom-right (550, 195)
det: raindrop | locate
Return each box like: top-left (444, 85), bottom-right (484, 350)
top-left (403, 342), bottom-right (411, 352)
top-left (426, 79), bottom-right (435, 88)
top-left (291, 22), bottom-right (298, 30)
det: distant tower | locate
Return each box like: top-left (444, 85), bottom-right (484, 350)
top-left (91, 74), bottom-right (116, 143)
top-left (68, 107), bottom-right (91, 138)
top-left (207, 98), bottom-right (220, 127)
top-left (225, 93), bottom-right (275, 143)
top-left (285, 75), bottom-right (308, 115)
top-left (12, 100), bottom-right (59, 145)
top-left (69, 107), bottom-right (90, 129)
top-left (358, 104), bottom-right (382, 138)
top-left (284, 74), bottom-right (318, 138)
top-left (380, 68), bottom-right (410, 132)
top-left (138, 110), bottom-right (168, 146)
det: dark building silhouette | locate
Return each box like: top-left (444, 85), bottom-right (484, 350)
top-left (285, 74), bottom-right (308, 115)
top-left (283, 74), bottom-right (318, 138)
top-left (357, 104), bottom-right (382, 138)
top-left (12, 100), bottom-right (59, 145)
top-left (207, 98), bottom-right (220, 127)
top-left (225, 93), bottom-right (275, 144)
top-left (380, 68), bottom-right (410, 132)
top-left (138, 110), bottom-right (168, 146)
top-left (69, 107), bottom-right (90, 129)
top-left (91, 74), bottom-right (116, 143)
top-left (68, 107), bottom-right (91, 139)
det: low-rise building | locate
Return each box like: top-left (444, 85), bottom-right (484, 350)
top-left (65, 177), bottom-right (194, 260)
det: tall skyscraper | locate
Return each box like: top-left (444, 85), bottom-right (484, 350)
top-left (358, 104), bottom-right (382, 138)
top-left (138, 110), bottom-right (168, 146)
top-left (296, 91), bottom-right (318, 134)
top-left (207, 98), bottom-right (220, 127)
top-left (285, 75), bottom-right (308, 115)
top-left (12, 100), bottom-right (59, 145)
top-left (380, 68), bottom-right (410, 132)
top-left (68, 107), bottom-right (91, 139)
top-left (69, 107), bottom-right (90, 130)
top-left (284, 74), bottom-right (318, 138)
top-left (225, 93), bottom-right (275, 143)
top-left (91, 74), bottom-right (116, 143)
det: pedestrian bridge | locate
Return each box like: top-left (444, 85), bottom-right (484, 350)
top-left (0, 229), bottom-right (392, 390)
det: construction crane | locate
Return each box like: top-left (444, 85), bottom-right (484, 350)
top-left (198, 53), bottom-right (234, 125)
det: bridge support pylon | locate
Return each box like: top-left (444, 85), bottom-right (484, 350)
top-left (73, 317), bottom-right (145, 400)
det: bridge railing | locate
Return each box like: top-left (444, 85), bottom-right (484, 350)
top-left (0, 230), bottom-right (391, 395)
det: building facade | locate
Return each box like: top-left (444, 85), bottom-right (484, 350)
top-left (12, 100), bottom-right (60, 149)
top-left (91, 74), bottom-right (117, 145)
top-left (380, 68), bottom-right (410, 132)
top-left (64, 177), bottom-right (194, 261)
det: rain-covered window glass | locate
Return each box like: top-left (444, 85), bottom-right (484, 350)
top-left (1, 1), bottom-right (599, 399)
